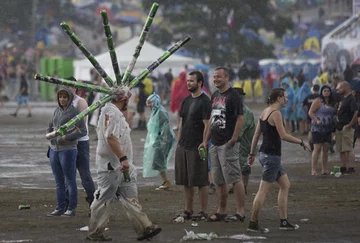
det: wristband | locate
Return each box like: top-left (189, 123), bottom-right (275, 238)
top-left (119, 156), bottom-right (128, 163)
top-left (299, 139), bottom-right (304, 147)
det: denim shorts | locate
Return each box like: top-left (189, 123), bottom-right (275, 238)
top-left (16, 95), bottom-right (29, 105)
top-left (258, 152), bottom-right (286, 182)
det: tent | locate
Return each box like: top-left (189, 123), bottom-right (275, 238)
top-left (73, 37), bottom-right (201, 81)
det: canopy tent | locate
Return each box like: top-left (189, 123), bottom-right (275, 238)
top-left (73, 37), bottom-right (202, 81)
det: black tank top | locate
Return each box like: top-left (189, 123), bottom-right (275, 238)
top-left (259, 110), bottom-right (282, 156)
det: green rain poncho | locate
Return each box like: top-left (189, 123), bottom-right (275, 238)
top-left (143, 93), bottom-right (176, 178)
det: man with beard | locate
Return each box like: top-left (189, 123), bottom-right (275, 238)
top-left (174, 71), bottom-right (212, 221)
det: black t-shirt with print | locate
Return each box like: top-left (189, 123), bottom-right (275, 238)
top-left (302, 93), bottom-right (320, 110)
top-left (179, 93), bottom-right (212, 150)
top-left (337, 94), bottom-right (358, 127)
top-left (210, 87), bottom-right (243, 146)
top-left (20, 76), bottom-right (28, 96)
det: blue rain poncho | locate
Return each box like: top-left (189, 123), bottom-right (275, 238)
top-left (296, 82), bottom-right (312, 119)
top-left (143, 93), bottom-right (176, 178)
top-left (280, 77), bottom-right (295, 120)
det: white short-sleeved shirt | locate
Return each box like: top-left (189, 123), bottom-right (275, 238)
top-left (96, 103), bottom-right (134, 173)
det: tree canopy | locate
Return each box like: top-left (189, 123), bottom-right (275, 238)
top-left (142, 0), bottom-right (293, 65)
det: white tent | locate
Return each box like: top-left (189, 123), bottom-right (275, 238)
top-left (73, 37), bottom-right (201, 81)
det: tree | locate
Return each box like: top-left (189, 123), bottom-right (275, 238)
top-left (142, 0), bottom-right (293, 65)
top-left (0, 0), bottom-right (62, 34)
top-left (0, 0), bottom-right (33, 31)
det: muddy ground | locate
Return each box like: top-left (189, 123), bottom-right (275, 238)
top-left (0, 102), bottom-right (360, 243)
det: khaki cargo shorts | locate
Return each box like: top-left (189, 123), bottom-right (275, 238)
top-left (336, 127), bottom-right (354, 152)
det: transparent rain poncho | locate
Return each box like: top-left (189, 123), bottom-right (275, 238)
top-left (143, 93), bottom-right (176, 177)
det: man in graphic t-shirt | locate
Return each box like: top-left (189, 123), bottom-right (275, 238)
top-left (204, 67), bottom-right (246, 222)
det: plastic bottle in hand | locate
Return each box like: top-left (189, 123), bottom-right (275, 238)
top-left (123, 171), bottom-right (131, 182)
top-left (199, 148), bottom-right (207, 161)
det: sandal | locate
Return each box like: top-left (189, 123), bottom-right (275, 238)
top-left (224, 214), bottom-right (246, 222)
top-left (173, 210), bottom-right (193, 220)
top-left (206, 213), bottom-right (227, 222)
top-left (192, 211), bottom-right (208, 221)
top-left (137, 225), bottom-right (162, 241)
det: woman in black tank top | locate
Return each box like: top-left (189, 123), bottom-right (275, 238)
top-left (246, 88), bottom-right (311, 233)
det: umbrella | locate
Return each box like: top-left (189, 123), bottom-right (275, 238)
top-left (194, 64), bottom-right (209, 71)
top-left (283, 37), bottom-right (303, 49)
top-left (296, 50), bottom-right (320, 59)
top-left (116, 16), bottom-right (140, 24)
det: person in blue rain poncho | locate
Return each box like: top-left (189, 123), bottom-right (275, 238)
top-left (143, 93), bottom-right (176, 190)
top-left (291, 78), bottom-right (299, 133)
top-left (280, 77), bottom-right (295, 133)
top-left (296, 82), bottom-right (312, 135)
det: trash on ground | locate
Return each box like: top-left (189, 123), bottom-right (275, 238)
top-left (180, 230), bottom-right (218, 241)
top-left (191, 222), bottom-right (198, 227)
top-left (218, 234), bottom-right (267, 240)
top-left (78, 226), bottom-right (109, 231)
top-left (300, 218), bottom-right (309, 223)
top-left (18, 205), bottom-right (31, 210)
top-left (181, 230), bottom-right (267, 241)
top-left (173, 216), bottom-right (185, 223)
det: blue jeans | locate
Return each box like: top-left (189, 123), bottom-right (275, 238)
top-left (50, 149), bottom-right (78, 209)
top-left (65, 140), bottom-right (95, 206)
top-left (76, 140), bottom-right (95, 204)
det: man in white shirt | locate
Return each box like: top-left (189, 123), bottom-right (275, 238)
top-left (87, 86), bottom-right (161, 242)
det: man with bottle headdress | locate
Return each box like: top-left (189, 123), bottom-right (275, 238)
top-left (87, 86), bottom-right (161, 241)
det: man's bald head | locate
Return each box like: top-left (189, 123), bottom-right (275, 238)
top-left (338, 81), bottom-right (351, 95)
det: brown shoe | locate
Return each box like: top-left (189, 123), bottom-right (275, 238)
top-left (137, 225), bottom-right (162, 241)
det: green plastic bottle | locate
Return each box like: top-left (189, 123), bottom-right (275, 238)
top-left (199, 148), bottom-right (207, 161)
top-left (123, 171), bottom-right (131, 182)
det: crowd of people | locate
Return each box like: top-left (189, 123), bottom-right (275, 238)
top-left (267, 69), bottom-right (359, 176)
top-left (31, 61), bottom-right (358, 241)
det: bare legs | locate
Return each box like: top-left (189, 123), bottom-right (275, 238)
top-left (159, 171), bottom-right (169, 183)
top-left (311, 143), bottom-right (329, 175)
top-left (183, 185), bottom-right (208, 213)
top-left (250, 174), bottom-right (290, 222)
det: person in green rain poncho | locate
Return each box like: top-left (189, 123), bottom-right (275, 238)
top-left (228, 88), bottom-right (255, 197)
top-left (143, 93), bottom-right (176, 190)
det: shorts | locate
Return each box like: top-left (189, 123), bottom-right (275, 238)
top-left (336, 127), bottom-right (355, 152)
top-left (175, 145), bottom-right (208, 187)
top-left (136, 101), bottom-right (145, 113)
top-left (16, 95), bottom-right (29, 105)
top-left (258, 152), bottom-right (286, 182)
top-left (209, 142), bottom-right (241, 186)
top-left (312, 131), bottom-right (332, 144)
